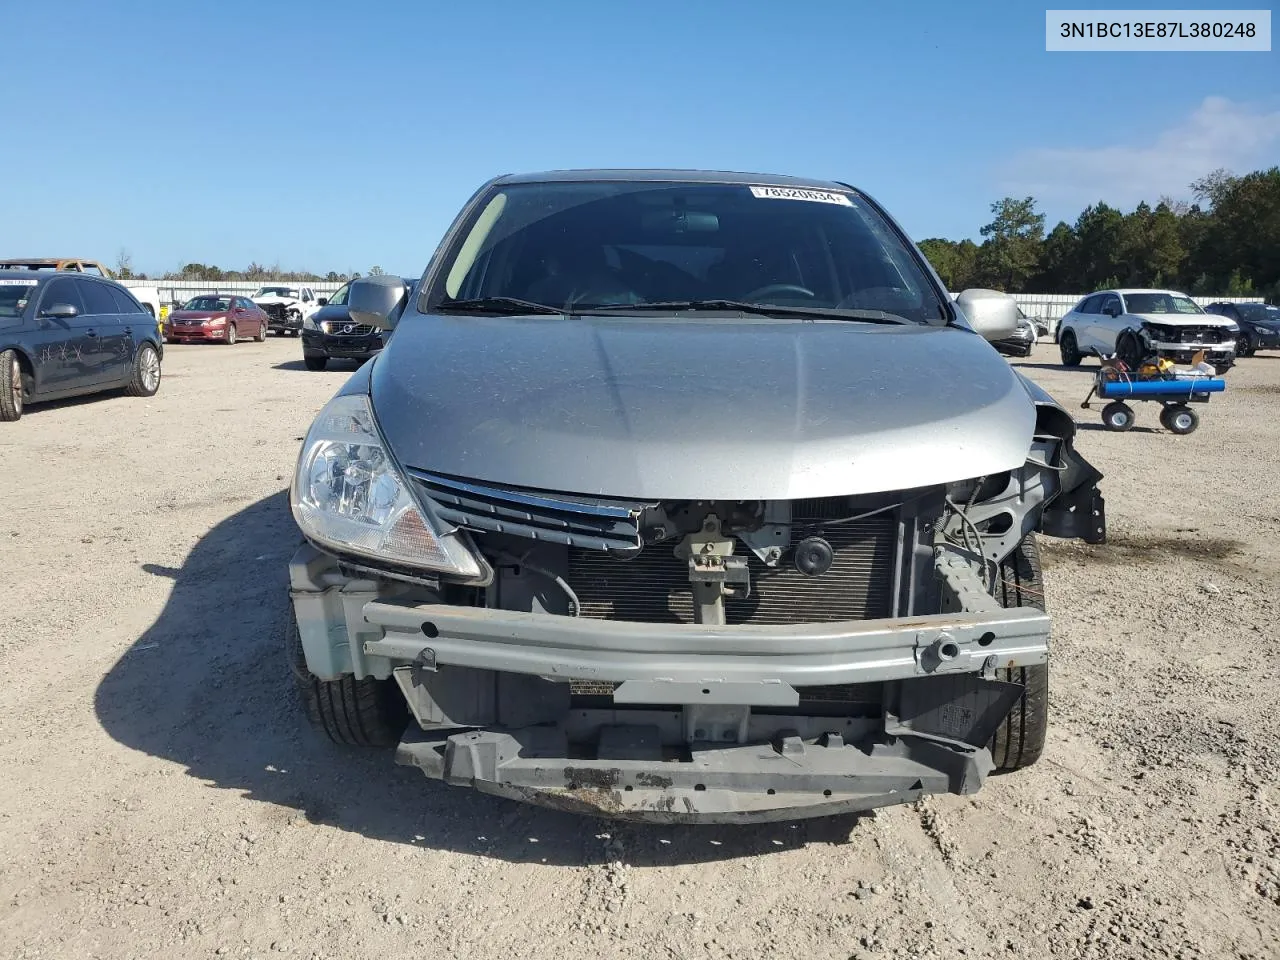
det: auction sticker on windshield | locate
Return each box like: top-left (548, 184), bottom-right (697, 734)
top-left (749, 185), bottom-right (853, 205)
top-left (0, 279), bottom-right (36, 286)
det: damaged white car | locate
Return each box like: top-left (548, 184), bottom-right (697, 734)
top-left (285, 170), bottom-right (1106, 823)
top-left (251, 284), bottom-right (319, 336)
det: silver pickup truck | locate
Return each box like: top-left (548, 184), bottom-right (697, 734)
top-left (285, 169), bottom-right (1106, 823)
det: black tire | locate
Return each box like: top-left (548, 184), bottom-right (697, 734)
top-left (1115, 331), bottom-right (1143, 371)
top-left (304, 354), bottom-right (328, 371)
top-left (1, 349), bottom-right (23, 421)
top-left (226, 323), bottom-right (237, 345)
top-left (1163, 404), bottom-right (1199, 435)
top-left (989, 535), bottom-right (1049, 773)
top-left (125, 343), bottom-right (161, 397)
top-left (1059, 329), bottom-right (1082, 367)
top-left (287, 618), bottom-right (407, 747)
top-left (254, 322), bottom-right (266, 342)
top-left (1236, 334), bottom-right (1252, 358)
top-left (1101, 400), bottom-right (1135, 431)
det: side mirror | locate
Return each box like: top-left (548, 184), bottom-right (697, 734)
top-left (1104, 304), bottom-right (1121, 317)
top-left (317, 297), bottom-right (328, 306)
top-left (349, 275), bottom-right (409, 330)
top-left (954, 288), bottom-right (1018, 341)
top-left (42, 302), bottom-right (80, 320)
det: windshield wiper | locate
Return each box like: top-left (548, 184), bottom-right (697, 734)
top-left (435, 296), bottom-right (566, 316)
top-left (582, 300), bottom-right (915, 324)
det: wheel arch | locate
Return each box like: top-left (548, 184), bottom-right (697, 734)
top-left (2, 344), bottom-right (39, 392)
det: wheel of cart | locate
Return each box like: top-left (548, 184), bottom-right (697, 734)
top-left (1158, 403), bottom-right (1199, 435)
top-left (1101, 400), bottom-right (1136, 432)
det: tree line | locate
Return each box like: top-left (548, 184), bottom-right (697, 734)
top-left (113, 251), bottom-right (386, 285)
top-left (918, 166), bottom-right (1280, 300)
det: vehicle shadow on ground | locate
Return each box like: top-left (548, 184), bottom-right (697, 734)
top-left (273, 360), bottom-right (366, 372)
top-left (94, 492), bottom-right (869, 867)
top-left (1074, 421), bottom-right (1160, 434)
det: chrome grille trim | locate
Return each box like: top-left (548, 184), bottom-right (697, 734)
top-left (408, 470), bottom-right (649, 551)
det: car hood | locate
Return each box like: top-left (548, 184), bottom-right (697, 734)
top-left (1132, 313), bottom-right (1235, 328)
top-left (170, 310), bottom-right (224, 320)
top-left (369, 315), bottom-right (1037, 501)
top-left (311, 304), bottom-right (353, 324)
top-left (253, 295), bottom-right (300, 304)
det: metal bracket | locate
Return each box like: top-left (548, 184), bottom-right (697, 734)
top-left (409, 646), bottom-right (438, 687)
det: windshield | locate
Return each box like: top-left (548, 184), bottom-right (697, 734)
top-left (426, 180), bottom-right (946, 324)
top-left (1123, 293), bottom-right (1202, 315)
top-left (182, 295), bottom-right (232, 312)
top-left (1236, 303), bottom-right (1280, 322)
top-left (0, 279), bottom-right (37, 317)
top-left (326, 283), bottom-right (351, 306)
top-left (255, 287), bottom-right (296, 297)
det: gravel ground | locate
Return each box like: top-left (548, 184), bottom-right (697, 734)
top-left (1, 336), bottom-right (1278, 960)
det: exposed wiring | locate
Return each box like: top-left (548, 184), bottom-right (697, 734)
top-left (495, 551), bottom-right (581, 617)
top-left (795, 497), bottom-right (914, 531)
top-left (944, 493), bottom-right (993, 590)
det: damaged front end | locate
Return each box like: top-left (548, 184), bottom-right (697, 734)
top-left (288, 392), bottom-right (1104, 823)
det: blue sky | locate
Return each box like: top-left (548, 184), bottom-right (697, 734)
top-left (2, 0), bottom-right (1276, 276)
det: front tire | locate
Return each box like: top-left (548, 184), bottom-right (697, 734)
top-left (1059, 329), bottom-right (1082, 367)
top-left (1, 349), bottom-right (24, 421)
top-left (287, 619), bottom-right (407, 747)
top-left (1236, 334), bottom-right (1252, 358)
top-left (226, 324), bottom-right (237, 345)
top-left (254, 322), bottom-right (266, 342)
top-left (126, 343), bottom-right (161, 397)
top-left (989, 536), bottom-right (1049, 773)
top-left (304, 354), bottom-right (327, 371)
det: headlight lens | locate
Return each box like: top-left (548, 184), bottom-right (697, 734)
top-left (208, 317), bottom-right (226, 326)
top-left (290, 393), bottom-right (482, 578)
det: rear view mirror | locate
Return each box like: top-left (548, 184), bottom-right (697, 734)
top-left (349, 276), bottom-right (409, 330)
top-left (42, 302), bottom-right (79, 320)
top-left (955, 288), bottom-right (1018, 341)
top-left (1103, 304), bottom-right (1120, 317)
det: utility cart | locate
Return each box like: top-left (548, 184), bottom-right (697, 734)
top-left (1081, 356), bottom-right (1225, 435)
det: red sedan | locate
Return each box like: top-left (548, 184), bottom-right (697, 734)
top-left (164, 294), bottom-right (268, 344)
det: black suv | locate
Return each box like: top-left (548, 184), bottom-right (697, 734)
top-left (1203, 301), bottom-right (1280, 357)
top-left (300, 278), bottom-right (417, 371)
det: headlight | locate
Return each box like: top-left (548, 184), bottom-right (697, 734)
top-left (208, 317), bottom-right (226, 326)
top-left (290, 393), bottom-right (482, 578)
top-left (1222, 322), bottom-right (1239, 332)
top-left (303, 314), bottom-right (320, 329)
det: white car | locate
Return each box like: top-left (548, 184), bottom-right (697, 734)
top-left (251, 284), bottom-right (321, 336)
top-left (1056, 288), bottom-right (1238, 374)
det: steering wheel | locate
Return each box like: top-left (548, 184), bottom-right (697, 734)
top-left (743, 284), bottom-right (816, 301)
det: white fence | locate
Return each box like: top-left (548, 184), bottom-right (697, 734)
top-left (122, 279), bottom-right (1265, 326)
top-left (121, 279), bottom-right (350, 302)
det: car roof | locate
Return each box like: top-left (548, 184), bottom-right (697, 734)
top-left (491, 168), bottom-right (855, 191)
top-left (1110, 288), bottom-right (1190, 297)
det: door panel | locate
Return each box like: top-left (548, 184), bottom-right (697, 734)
top-left (1092, 295), bottom-right (1124, 352)
top-left (78, 280), bottom-right (131, 383)
top-left (31, 277), bottom-right (95, 393)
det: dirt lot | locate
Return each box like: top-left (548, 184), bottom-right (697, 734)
top-left (1, 336), bottom-right (1278, 960)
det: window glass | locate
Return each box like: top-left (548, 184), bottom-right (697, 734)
top-left (429, 180), bottom-right (946, 324)
top-left (41, 277), bottom-right (86, 314)
top-left (1122, 293), bottom-right (1202, 315)
top-left (109, 286), bottom-right (145, 314)
top-left (327, 283), bottom-right (351, 306)
top-left (79, 280), bottom-right (121, 315)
